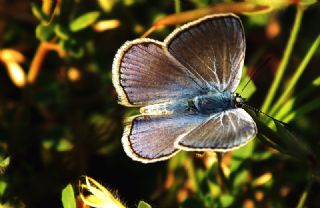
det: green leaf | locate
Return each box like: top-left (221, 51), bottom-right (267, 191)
top-left (219, 194), bottom-right (235, 207)
top-left (69, 45), bottom-right (85, 58)
top-left (138, 201), bottom-right (152, 208)
top-left (274, 120), bottom-right (314, 161)
top-left (0, 157), bottom-right (10, 169)
top-left (97, 0), bottom-right (117, 12)
top-left (61, 184), bottom-right (76, 208)
top-left (0, 157), bottom-right (10, 173)
top-left (31, 3), bottom-right (49, 22)
top-left (298, 0), bottom-right (317, 6)
top-left (69, 11), bottom-right (100, 32)
top-left (0, 179), bottom-right (7, 197)
top-left (251, 151), bottom-right (273, 161)
top-left (248, 13), bottom-right (269, 26)
top-left (55, 24), bottom-right (71, 40)
top-left (42, 138), bottom-right (73, 152)
top-left (232, 169), bottom-right (249, 188)
top-left (36, 24), bottom-right (54, 41)
top-left (207, 180), bottom-right (221, 197)
top-left (236, 67), bottom-right (256, 99)
top-left (230, 139), bottom-right (254, 172)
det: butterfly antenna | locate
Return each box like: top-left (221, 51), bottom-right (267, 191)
top-left (242, 102), bottom-right (288, 127)
top-left (240, 56), bottom-right (273, 96)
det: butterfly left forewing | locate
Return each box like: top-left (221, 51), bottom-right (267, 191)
top-left (175, 108), bottom-right (257, 151)
top-left (112, 39), bottom-right (207, 107)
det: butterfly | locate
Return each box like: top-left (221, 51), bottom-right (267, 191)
top-left (112, 13), bottom-right (257, 163)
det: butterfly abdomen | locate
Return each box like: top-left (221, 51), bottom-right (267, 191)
top-left (140, 100), bottom-right (189, 115)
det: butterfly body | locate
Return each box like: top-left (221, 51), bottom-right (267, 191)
top-left (192, 91), bottom-right (236, 115)
top-left (112, 14), bottom-right (257, 163)
top-left (140, 91), bottom-right (241, 116)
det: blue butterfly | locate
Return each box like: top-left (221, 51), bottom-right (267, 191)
top-left (112, 14), bottom-right (257, 163)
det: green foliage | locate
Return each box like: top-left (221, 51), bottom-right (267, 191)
top-left (61, 184), bottom-right (76, 208)
top-left (31, 3), bottom-right (50, 23)
top-left (69, 11), bottom-right (100, 32)
top-left (138, 201), bottom-right (153, 208)
top-left (36, 24), bottom-right (55, 41)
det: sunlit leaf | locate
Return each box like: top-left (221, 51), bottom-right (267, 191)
top-left (97, 0), bottom-right (117, 12)
top-left (252, 172), bottom-right (272, 187)
top-left (219, 194), bottom-right (234, 207)
top-left (0, 157), bottom-right (10, 174)
top-left (0, 179), bottom-right (7, 197)
top-left (232, 170), bottom-right (249, 188)
top-left (31, 3), bottom-right (49, 22)
top-left (69, 11), bottom-right (100, 32)
top-left (55, 24), bottom-right (70, 40)
top-left (138, 201), bottom-right (152, 208)
top-left (230, 140), bottom-right (254, 172)
top-left (236, 67), bottom-right (256, 99)
top-left (61, 184), bottom-right (76, 208)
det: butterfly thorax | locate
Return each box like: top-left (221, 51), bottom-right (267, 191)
top-left (192, 91), bottom-right (240, 114)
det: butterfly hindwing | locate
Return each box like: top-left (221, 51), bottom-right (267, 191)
top-left (164, 13), bottom-right (245, 92)
top-left (175, 109), bottom-right (257, 151)
top-left (122, 113), bottom-right (208, 163)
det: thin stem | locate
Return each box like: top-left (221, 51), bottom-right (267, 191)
top-left (174, 0), bottom-right (181, 14)
top-left (27, 41), bottom-right (65, 84)
top-left (261, 6), bottom-right (304, 112)
top-left (184, 157), bottom-right (198, 192)
top-left (217, 153), bottom-right (229, 193)
top-left (296, 177), bottom-right (314, 208)
top-left (271, 34), bottom-right (320, 117)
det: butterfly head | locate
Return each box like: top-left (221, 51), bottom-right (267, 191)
top-left (233, 93), bottom-right (245, 108)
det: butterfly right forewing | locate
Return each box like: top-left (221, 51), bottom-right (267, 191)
top-left (164, 13), bottom-right (245, 92)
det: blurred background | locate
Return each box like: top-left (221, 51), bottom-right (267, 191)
top-left (0, 0), bottom-right (319, 207)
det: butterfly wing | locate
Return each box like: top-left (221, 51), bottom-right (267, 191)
top-left (112, 39), bottom-right (207, 107)
top-left (175, 109), bottom-right (257, 151)
top-left (164, 13), bottom-right (245, 92)
top-left (122, 113), bottom-right (208, 163)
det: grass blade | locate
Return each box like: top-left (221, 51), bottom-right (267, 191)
top-left (261, 6), bottom-right (304, 112)
top-left (270, 34), bottom-right (320, 116)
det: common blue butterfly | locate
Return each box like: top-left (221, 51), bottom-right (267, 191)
top-left (112, 14), bottom-right (257, 163)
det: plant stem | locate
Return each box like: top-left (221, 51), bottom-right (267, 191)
top-left (184, 158), bottom-right (198, 192)
top-left (261, 6), bottom-right (304, 113)
top-left (174, 0), bottom-right (181, 14)
top-left (296, 176), bottom-right (314, 208)
top-left (27, 41), bottom-right (65, 84)
top-left (271, 34), bottom-right (320, 117)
